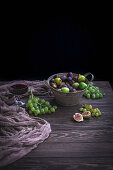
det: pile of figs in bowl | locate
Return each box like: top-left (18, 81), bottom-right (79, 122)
top-left (45, 72), bottom-right (94, 106)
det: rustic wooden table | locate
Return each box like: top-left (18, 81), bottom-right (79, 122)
top-left (1, 81), bottom-right (113, 170)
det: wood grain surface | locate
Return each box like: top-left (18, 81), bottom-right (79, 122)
top-left (1, 81), bottom-right (113, 170)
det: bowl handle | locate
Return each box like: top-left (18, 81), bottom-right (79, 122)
top-left (84, 72), bottom-right (94, 82)
top-left (44, 80), bottom-right (50, 88)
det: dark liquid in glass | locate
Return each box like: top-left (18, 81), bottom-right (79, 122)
top-left (10, 83), bottom-right (28, 95)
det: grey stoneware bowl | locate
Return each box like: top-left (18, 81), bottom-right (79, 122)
top-left (45, 72), bottom-right (94, 106)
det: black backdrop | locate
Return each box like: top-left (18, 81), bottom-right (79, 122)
top-left (1, 11), bottom-right (112, 82)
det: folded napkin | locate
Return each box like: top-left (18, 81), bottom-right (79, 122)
top-left (0, 81), bottom-right (51, 167)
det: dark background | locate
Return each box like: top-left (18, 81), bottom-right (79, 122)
top-left (1, 8), bottom-right (112, 84)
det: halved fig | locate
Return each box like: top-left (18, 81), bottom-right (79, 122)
top-left (82, 111), bottom-right (91, 119)
top-left (73, 113), bottom-right (83, 122)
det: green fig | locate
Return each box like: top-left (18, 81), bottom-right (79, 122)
top-left (54, 78), bottom-right (62, 85)
top-left (79, 82), bottom-right (87, 90)
top-left (78, 74), bottom-right (86, 82)
top-left (61, 87), bottom-right (69, 93)
top-left (72, 82), bottom-right (79, 89)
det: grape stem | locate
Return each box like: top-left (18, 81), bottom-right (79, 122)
top-left (30, 89), bottom-right (34, 100)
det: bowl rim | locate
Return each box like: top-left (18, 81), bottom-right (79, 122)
top-left (46, 72), bottom-right (90, 94)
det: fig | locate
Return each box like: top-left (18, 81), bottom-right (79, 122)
top-left (72, 82), bottom-right (79, 89)
top-left (67, 72), bottom-right (74, 78)
top-left (61, 87), bottom-right (70, 93)
top-left (66, 84), bottom-right (73, 92)
top-left (71, 89), bottom-right (77, 92)
top-left (59, 82), bottom-right (67, 88)
top-left (51, 83), bottom-right (57, 88)
top-left (50, 78), bottom-right (55, 83)
top-left (72, 76), bottom-right (78, 82)
top-left (73, 113), bottom-right (83, 122)
top-left (53, 75), bottom-right (59, 79)
top-left (78, 74), bottom-right (86, 82)
top-left (54, 78), bottom-right (62, 85)
top-left (60, 76), bottom-right (67, 82)
top-left (82, 111), bottom-right (91, 118)
top-left (79, 82), bottom-right (87, 90)
top-left (67, 77), bottom-right (72, 81)
top-left (69, 80), bottom-right (75, 86)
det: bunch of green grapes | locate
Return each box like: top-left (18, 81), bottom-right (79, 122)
top-left (26, 90), bottom-right (57, 116)
top-left (83, 82), bottom-right (105, 99)
top-left (79, 104), bottom-right (101, 117)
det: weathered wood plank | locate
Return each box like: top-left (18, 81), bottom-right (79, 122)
top-left (44, 129), bottom-right (113, 143)
top-left (2, 157), bottom-right (113, 170)
top-left (22, 142), bottom-right (113, 158)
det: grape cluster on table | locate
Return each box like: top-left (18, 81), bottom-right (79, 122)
top-left (80, 104), bottom-right (102, 117)
top-left (83, 82), bottom-right (105, 99)
top-left (26, 90), bottom-right (57, 116)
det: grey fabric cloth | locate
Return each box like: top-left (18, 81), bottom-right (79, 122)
top-left (0, 81), bottom-right (51, 167)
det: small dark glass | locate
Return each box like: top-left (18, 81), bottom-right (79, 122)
top-left (8, 81), bottom-right (28, 106)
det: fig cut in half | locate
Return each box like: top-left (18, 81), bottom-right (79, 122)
top-left (82, 111), bottom-right (91, 119)
top-left (73, 113), bottom-right (83, 122)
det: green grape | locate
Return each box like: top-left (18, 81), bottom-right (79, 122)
top-left (44, 107), bottom-right (49, 113)
top-left (95, 93), bottom-right (100, 99)
top-left (99, 93), bottom-right (103, 98)
top-left (95, 89), bottom-right (99, 93)
top-left (31, 107), bottom-right (35, 112)
top-left (96, 108), bottom-right (100, 113)
top-left (80, 108), bottom-right (83, 111)
top-left (103, 93), bottom-right (106, 96)
top-left (98, 112), bottom-right (101, 116)
top-left (83, 93), bottom-right (87, 97)
top-left (95, 108), bottom-right (101, 116)
top-left (84, 90), bottom-right (89, 96)
top-left (45, 101), bottom-right (50, 106)
top-left (92, 93), bottom-right (96, 99)
top-left (48, 110), bottom-right (52, 114)
top-left (84, 104), bottom-right (88, 109)
top-left (34, 98), bottom-right (39, 103)
top-left (91, 89), bottom-right (95, 94)
top-left (29, 110), bottom-right (32, 114)
top-left (92, 109), bottom-right (97, 113)
top-left (28, 99), bottom-right (32, 104)
top-left (50, 107), bottom-right (55, 113)
top-left (26, 103), bottom-right (29, 108)
top-left (95, 112), bottom-right (99, 117)
top-left (29, 103), bottom-right (33, 108)
top-left (95, 87), bottom-right (99, 91)
top-left (33, 103), bottom-right (38, 108)
top-left (92, 112), bottom-right (95, 117)
top-left (84, 90), bottom-right (89, 94)
top-left (35, 106), bottom-right (39, 110)
top-left (32, 98), bottom-right (36, 103)
top-left (89, 82), bottom-right (93, 86)
top-left (53, 105), bottom-right (58, 110)
top-left (88, 105), bottom-right (92, 110)
top-left (34, 109), bottom-right (40, 115)
top-left (83, 108), bottom-right (87, 112)
top-left (90, 109), bottom-right (93, 113)
top-left (86, 93), bottom-right (90, 99)
top-left (40, 99), bottom-right (45, 104)
top-left (88, 87), bottom-right (93, 92)
top-left (48, 105), bottom-right (52, 109)
top-left (40, 108), bottom-right (45, 114)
